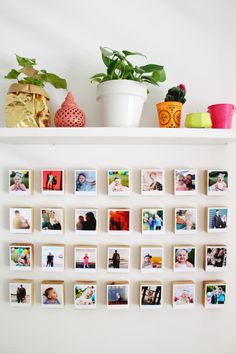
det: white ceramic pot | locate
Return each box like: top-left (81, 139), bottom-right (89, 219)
top-left (96, 80), bottom-right (147, 127)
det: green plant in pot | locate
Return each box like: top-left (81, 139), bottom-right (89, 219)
top-left (156, 84), bottom-right (186, 128)
top-left (4, 54), bottom-right (67, 128)
top-left (91, 47), bottom-right (166, 127)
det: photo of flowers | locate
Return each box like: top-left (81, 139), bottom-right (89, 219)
top-left (207, 207), bottom-right (229, 233)
top-left (108, 209), bottom-right (131, 234)
top-left (9, 207), bottom-right (33, 234)
top-left (107, 246), bottom-right (130, 273)
top-left (9, 244), bottom-right (33, 271)
top-left (74, 247), bottom-right (97, 272)
top-left (207, 170), bottom-right (228, 195)
top-left (141, 169), bottom-right (164, 195)
top-left (172, 282), bottom-right (195, 309)
top-left (41, 281), bottom-right (64, 308)
top-left (174, 169), bottom-right (197, 195)
top-left (175, 208), bottom-right (197, 234)
top-left (74, 170), bottom-right (97, 195)
top-left (173, 246), bottom-right (196, 272)
top-left (74, 282), bottom-right (96, 309)
top-left (142, 209), bottom-right (164, 235)
top-left (41, 208), bottom-right (63, 234)
top-left (107, 282), bottom-right (129, 309)
top-left (9, 280), bottom-right (33, 307)
top-left (205, 246), bottom-right (227, 272)
top-left (41, 169), bottom-right (64, 195)
top-left (140, 283), bottom-right (163, 309)
top-left (9, 169), bottom-right (32, 195)
top-left (108, 170), bottom-right (130, 195)
top-left (203, 281), bottom-right (226, 308)
top-left (41, 245), bottom-right (65, 272)
top-left (140, 247), bottom-right (163, 273)
top-left (75, 209), bottom-right (97, 234)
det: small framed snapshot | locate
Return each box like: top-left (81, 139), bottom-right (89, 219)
top-left (74, 246), bottom-right (97, 273)
top-left (9, 243), bottom-right (34, 271)
top-left (108, 209), bottom-right (131, 234)
top-left (107, 281), bottom-right (129, 309)
top-left (41, 208), bottom-right (63, 234)
top-left (140, 282), bottom-right (163, 310)
top-left (41, 245), bottom-right (65, 272)
top-left (205, 245), bottom-right (227, 272)
top-left (175, 208), bottom-right (197, 234)
top-left (9, 170), bottom-right (32, 195)
top-left (207, 170), bottom-right (228, 195)
top-left (41, 169), bottom-right (64, 195)
top-left (174, 169), bottom-right (197, 195)
top-left (172, 281), bottom-right (195, 309)
top-left (140, 246), bottom-right (163, 273)
top-left (142, 209), bottom-right (165, 235)
top-left (9, 280), bottom-right (33, 307)
top-left (203, 281), bottom-right (226, 308)
top-left (141, 169), bottom-right (164, 195)
top-left (207, 207), bottom-right (229, 233)
top-left (74, 170), bottom-right (97, 195)
top-left (9, 207), bottom-right (33, 234)
top-left (41, 280), bottom-right (64, 308)
top-left (75, 209), bottom-right (97, 234)
top-left (74, 281), bottom-right (96, 309)
top-left (173, 246), bottom-right (196, 272)
top-left (107, 246), bottom-right (130, 273)
top-left (108, 170), bottom-right (130, 196)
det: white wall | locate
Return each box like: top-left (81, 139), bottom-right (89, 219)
top-left (0, 2), bottom-right (236, 354)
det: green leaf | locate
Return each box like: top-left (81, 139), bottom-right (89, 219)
top-left (141, 75), bottom-right (159, 85)
top-left (90, 73), bottom-right (107, 80)
top-left (134, 66), bottom-right (145, 74)
top-left (139, 64), bottom-right (164, 73)
top-left (113, 50), bottom-right (125, 60)
top-left (39, 71), bottom-right (67, 89)
top-left (16, 54), bottom-right (37, 67)
top-left (20, 77), bottom-right (45, 86)
top-left (100, 47), bottom-right (113, 57)
top-left (152, 68), bottom-right (166, 82)
top-left (4, 69), bottom-right (20, 79)
top-left (122, 50), bottom-right (146, 58)
top-left (102, 54), bottom-right (111, 67)
top-left (107, 59), bottom-right (118, 76)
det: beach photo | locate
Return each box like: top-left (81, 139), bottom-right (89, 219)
top-left (107, 247), bottom-right (130, 273)
top-left (74, 247), bottom-right (97, 272)
top-left (41, 245), bottom-right (65, 272)
top-left (9, 280), bottom-right (33, 307)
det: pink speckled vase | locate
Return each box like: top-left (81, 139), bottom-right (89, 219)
top-left (54, 92), bottom-right (86, 127)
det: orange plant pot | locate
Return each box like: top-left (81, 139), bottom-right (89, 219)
top-left (156, 101), bottom-right (183, 128)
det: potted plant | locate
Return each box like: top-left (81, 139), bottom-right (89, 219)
top-left (91, 47), bottom-right (166, 127)
top-left (156, 84), bottom-right (186, 128)
top-left (4, 54), bottom-right (67, 128)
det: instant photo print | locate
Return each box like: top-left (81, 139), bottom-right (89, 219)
top-left (108, 209), bottom-right (131, 234)
top-left (203, 280), bottom-right (226, 309)
top-left (74, 246), bottom-right (97, 273)
top-left (9, 243), bottom-right (34, 271)
top-left (174, 169), bottom-right (197, 195)
top-left (140, 246), bottom-right (163, 273)
top-left (107, 281), bottom-right (129, 309)
top-left (9, 169), bottom-right (33, 195)
top-left (108, 170), bottom-right (130, 196)
top-left (41, 245), bottom-right (65, 272)
top-left (107, 246), bottom-right (130, 273)
top-left (74, 170), bottom-right (97, 196)
top-left (207, 170), bottom-right (228, 195)
top-left (9, 207), bottom-right (33, 234)
top-left (41, 208), bottom-right (64, 235)
top-left (75, 209), bottom-right (97, 234)
top-left (205, 245), bottom-right (227, 272)
top-left (173, 245), bottom-right (196, 273)
top-left (174, 208), bottom-right (197, 234)
top-left (172, 281), bottom-right (195, 309)
top-left (207, 207), bottom-right (229, 233)
top-left (142, 209), bottom-right (165, 235)
top-left (74, 281), bottom-right (97, 309)
top-left (9, 279), bottom-right (34, 307)
top-left (141, 169), bottom-right (164, 195)
top-left (140, 282), bottom-right (163, 310)
top-left (41, 280), bottom-right (65, 308)
top-left (41, 169), bottom-right (64, 195)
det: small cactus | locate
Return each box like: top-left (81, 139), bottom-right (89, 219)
top-left (165, 83), bottom-right (186, 104)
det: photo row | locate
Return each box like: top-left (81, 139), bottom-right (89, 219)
top-left (9, 207), bottom-right (229, 234)
top-left (9, 279), bottom-right (227, 310)
top-left (8, 169), bottom-right (229, 196)
top-left (9, 244), bottom-right (228, 273)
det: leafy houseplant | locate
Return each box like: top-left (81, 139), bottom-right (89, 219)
top-left (91, 47), bottom-right (166, 127)
top-left (156, 84), bottom-right (187, 128)
top-left (4, 55), bottom-right (67, 128)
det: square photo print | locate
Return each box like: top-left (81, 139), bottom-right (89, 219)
top-left (9, 244), bottom-right (33, 271)
top-left (9, 170), bottom-right (32, 195)
top-left (108, 170), bottom-right (130, 196)
top-left (207, 207), bottom-right (229, 233)
top-left (74, 282), bottom-right (96, 309)
top-left (108, 209), bottom-right (131, 234)
top-left (204, 281), bottom-right (226, 308)
top-left (9, 207), bottom-right (33, 234)
top-left (205, 246), bottom-right (227, 272)
top-left (41, 169), bottom-right (64, 195)
top-left (141, 169), bottom-right (164, 195)
top-left (142, 209), bottom-right (165, 235)
top-left (9, 280), bottom-right (33, 307)
top-left (141, 247), bottom-right (163, 273)
top-left (207, 170), bottom-right (228, 195)
top-left (174, 169), bottom-right (197, 195)
top-left (107, 246), bottom-right (130, 273)
top-left (74, 170), bottom-right (97, 195)
top-left (173, 281), bottom-right (195, 309)
top-left (173, 246), bottom-right (196, 272)
top-left (74, 246), bottom-right (97, 273)
top-left (41, 245), bottom-right (65, 272)
top-left (41, 281), bottom-right (64, 308)
top-left (75, 209), bottom-right (97, 234)
top-left (140, 282), bottom-right (163, 309)
top-left (107, 282), bottom-right (129, 309)
top-left (175, 208), bottom-right (197, 234)
top-left (41, 208), bottom-right (63, 234)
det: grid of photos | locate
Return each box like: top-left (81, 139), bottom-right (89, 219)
top-left (75, 209), bottom-right (97, 234)
top-left (9, 207), bottom-right (33, 234)
top-left (207, 170), bottom-right (228, 195)
top-left (172, 281), bottom-right (195, 309)
top-left (175, 208), bottom-right (197, 234)
top-left (107, 282), bottom-right (129, 309)
top-left (9, 170), bottom-right (32, 195)
top-left (74, 282), bottom-right (96, 309)
top-left (41, 281), bottom-right (64, 308)
top-left (9, 244), bottom-right (33, 271)
top-left (41, 208), bottom-right (63, 234)
top-left (173, 246), bottom-right (196, 272)
top-left (41, 245), bottom-right (65, 272)
top-left (207, 207), bottom-right (228, 233)
top-left (142, 209), bottom-right (165, 235)
top-left (9, 280), bottom-right (33, 307)
top-left (205, 245), bottom-right (227, 272)
top-left (174, 169), bottom-right (197, 195)
top-left (140, 282), bottom-right (163, 309)
top-left (74, 170), bottom-right (97, 195)
top-left (74, 246), bottom-right (97, 272)
top-left (141, 169), bottom-right (164, 195)
top-left (108, 209), bottom-right (131, 234)
top-left (108, 170), bottom-right (130, 196)
top-left (203, 281), bottom-right (226, 308)
top-left (41, 169), bottom-right (64, 195)
top-left (107, 246), bottom-right (130, 273)
top-left (141, 247), bottom-right (163, 273)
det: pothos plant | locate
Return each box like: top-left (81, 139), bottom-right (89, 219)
top-left (4, 54), bottom-right (67, 89)
top-left (91, 47), bottom-right (166, 89)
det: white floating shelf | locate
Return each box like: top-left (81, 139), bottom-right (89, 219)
top-left (0, 127), bottom-right (235, 145)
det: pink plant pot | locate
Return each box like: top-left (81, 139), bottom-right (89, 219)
top-left (208, 103), bottom-right (235, 129)
top-left (54, 92), bottom-right (86, 127)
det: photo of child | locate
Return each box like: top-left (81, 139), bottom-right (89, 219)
top-left (9, 281), bottom-right (33, 307)
top-left (42, 245), bottom-right (65, 272)
top-left (208, 170), bottom-right (228, 195)
top-left (175, 169), bottom-right (197, 195)
top-left (141, 247), bottom-right (163, 273)
top-left (141, 169), bottom-right (164, 195)
top-left (41, 169), bottom-right (64, 195)
top-left (75, 170), bottom-right (97, 195)
top-left (208, 208), bottom-right (228, 233)
top-left (142, 209), bottom-right (164, 234)
top-left (107, 283), bottom-right (129, 308)
top-left (41, 282), bottom-right (64, 308)
top-left (140, 284), bottom-right (162, 309)
top-left (74, 284), bottom-right (96, 309)
top-left (74, 247), bottom-right (97, 272)
top-left (9, 244), bottom-right (33, 271)
top-left (41, 208), bottom-right (63, 234)
top-left (108, 209), bottom-right (131, 234)
top-left (173, 283), bottom-right (195, 309)
top-left (108, 170), bottom-right (130, 195)
top-left (174, 247), bottom-right (196, 272)
top-left (175, 208), bottom-right (197, 234)
top-left (206, 246), bottom-right (227, 271)
top-left (205, 283), bottom-right (226, 307)
top-left (9, 170), bottom-right (31, 195)
top-left (9, 208), bottom-right (33, 234)
top-left (75, 209), bottom-right (97, 234)
top-left (107, 247), bottom-right (130, 272)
